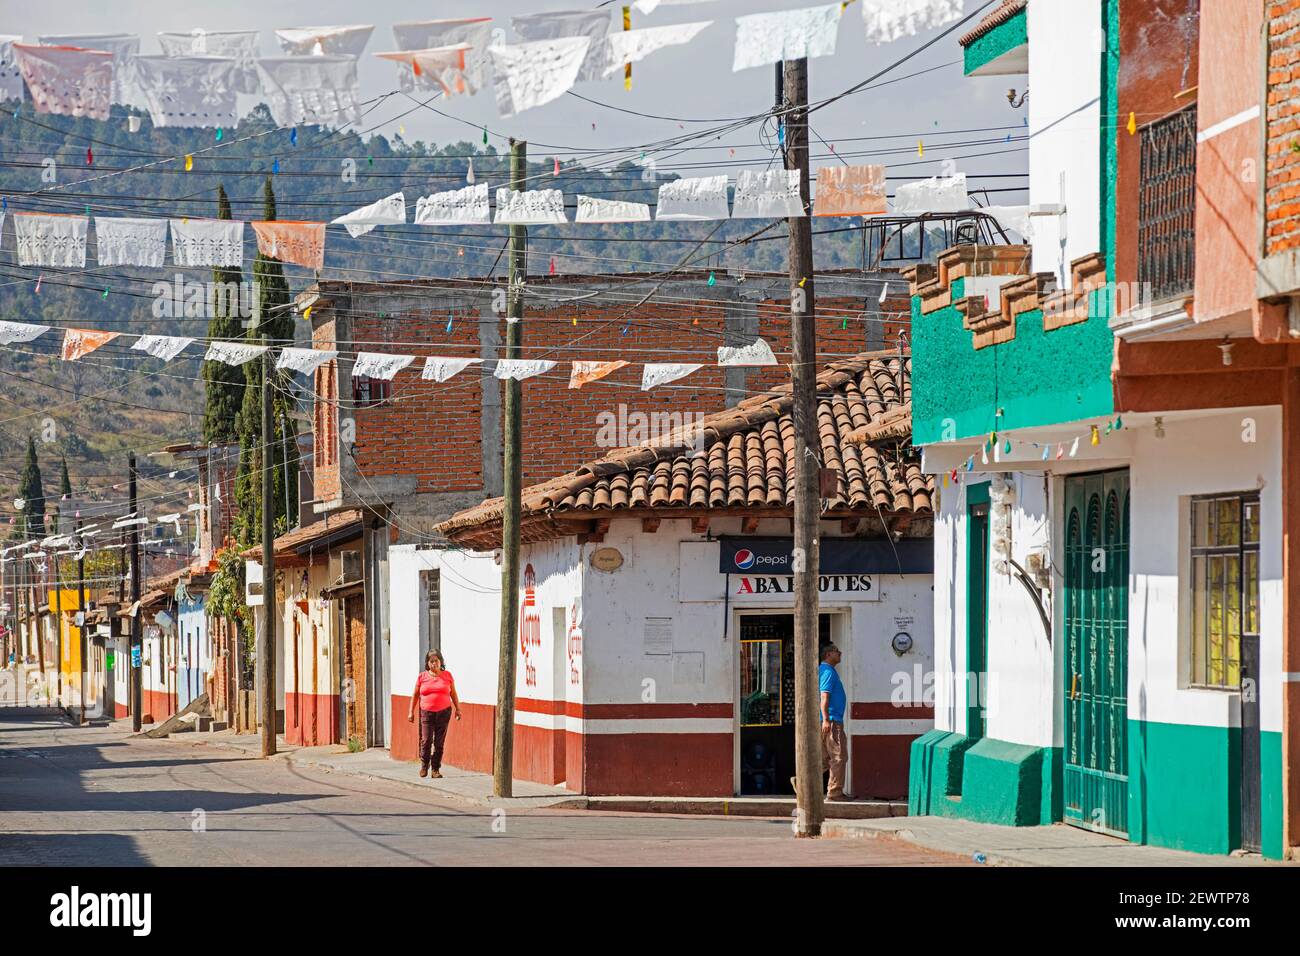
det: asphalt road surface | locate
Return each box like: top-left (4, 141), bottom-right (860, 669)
top-left (0, 712), bottom-right (965, 867)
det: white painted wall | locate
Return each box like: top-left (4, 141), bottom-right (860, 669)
top-left (1027, 0), bottom-right (1103, 287)
top-left (280, 562), bottom-right (339, 700)
top-left (1128, 408), bottom-right (1283, 734)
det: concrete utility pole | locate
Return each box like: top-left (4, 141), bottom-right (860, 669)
top-left (76, 518), bottom-right (86, 725)
top-left (785, 57), bottom-right (826, 837)
top-left (260, 340), bottom-right (277, 757)
top-left (129, 453), bottom-right (143, 732)
top-left (493, 137), bottom-right (527, 798)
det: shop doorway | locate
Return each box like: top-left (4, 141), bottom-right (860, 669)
top-left (738, 613), bottom-right (832, 796)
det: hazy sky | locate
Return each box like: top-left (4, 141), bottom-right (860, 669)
top-left (7, 1), bottom-right (1024, 191)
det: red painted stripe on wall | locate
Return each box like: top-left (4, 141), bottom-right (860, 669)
top-left (850, 701), bottom-right (935, 720)
top-left (512, 699), bottom-right (734, 720)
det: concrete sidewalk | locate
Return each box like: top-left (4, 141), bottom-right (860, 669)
top-left (823, 815), bottom-right (1286, 866)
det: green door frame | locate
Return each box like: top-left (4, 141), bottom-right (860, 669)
top-left (966, 482), bottom-right (990, 739)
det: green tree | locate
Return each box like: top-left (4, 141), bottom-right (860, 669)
top-left (58, 457), bottom-right (71, 498)
top-left (233, 177), bottom-right (299, 545)
top-left (202, 185), bottom-right (247, 445)
top-left (18, 436), bottom-right (45, 539)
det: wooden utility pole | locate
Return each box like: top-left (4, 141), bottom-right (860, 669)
top-left (260, 340), bottom-right (277, 757)
top-left (785, 57), bottom-right (825, 836)
top-left (493, 138), bottom-right (527, 798)
top-left (76, 518), bottom-right (87, 724)
top-left (129, 453), bottom-right (143, 732)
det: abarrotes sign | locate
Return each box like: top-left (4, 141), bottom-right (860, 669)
top-left (718, 536), bottom-right (933, 603)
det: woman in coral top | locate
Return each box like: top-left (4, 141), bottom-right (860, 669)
top-left (406, 650), bottom-right (461, 778)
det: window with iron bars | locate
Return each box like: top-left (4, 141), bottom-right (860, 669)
top-left (1138, 106), bottom-right (1197, 303)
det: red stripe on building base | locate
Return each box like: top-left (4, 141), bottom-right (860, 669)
top-left (851, 701), bottom-right (935, 720)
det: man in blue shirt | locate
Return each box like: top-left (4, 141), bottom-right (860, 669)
top-left (819, 643), bottom-right (848, 800)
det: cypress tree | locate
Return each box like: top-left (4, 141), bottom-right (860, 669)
top-left (18, 436), bottom-right (45, 539)
top-left (202, 185), bottom-right (247, 444)
top-left (59, 457), bottom-right (71, 498)
top-left (233, 177), bottom-right (299, 545)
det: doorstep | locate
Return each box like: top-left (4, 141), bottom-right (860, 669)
top-left (583, 796), bottom-right (907, 819)
top-left (822, 816), bottom-right (1287, 867)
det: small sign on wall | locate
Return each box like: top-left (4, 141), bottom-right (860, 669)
top-left (643, 617), bottom-right (673, 656)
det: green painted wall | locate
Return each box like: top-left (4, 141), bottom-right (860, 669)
top-left (1101, 0), bottom-right (1120, 281)
top-left (962, 8), bottom-right (1027, 76)
top-left (911, 280), bottom-right (1116, 445)
top-left (1128, 719), bottom-right (1283, 858)
top-left (909, 729), bottom-right (976, 815)
top-left (909, 731), bottom-right (1061, 827)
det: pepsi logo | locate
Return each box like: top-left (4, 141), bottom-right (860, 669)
top-left (734, 549), bottom-right (756, 570)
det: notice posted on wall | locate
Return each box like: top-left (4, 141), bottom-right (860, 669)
top-left (643, 617), bottom-right (673, 656)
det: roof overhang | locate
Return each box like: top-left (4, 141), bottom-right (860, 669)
top-left (962, 3), bottom-right (1028, 77)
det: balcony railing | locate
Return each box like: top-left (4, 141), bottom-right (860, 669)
top-left (1138, 106), bottom-right (1197, 302)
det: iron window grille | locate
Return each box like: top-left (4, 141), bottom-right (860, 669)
top-left (1138, 106), bottom-right (1197, 303)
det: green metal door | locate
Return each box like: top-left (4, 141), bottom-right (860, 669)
top-left (1064, 469), bottom-right (1130, 838)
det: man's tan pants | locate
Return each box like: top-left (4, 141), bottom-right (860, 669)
top-left (821, 720), bottom-right (846, 799)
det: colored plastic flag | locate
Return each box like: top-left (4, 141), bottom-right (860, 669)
top-left (61, 328), bottom-right (119, 361)
top-left (569, 360), bottom-right (629, 389)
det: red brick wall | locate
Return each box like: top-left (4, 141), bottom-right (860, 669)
top-left (314, 279), bottom-right (903, 502)
top-left (1268, 1), bottom-right (1300, 255)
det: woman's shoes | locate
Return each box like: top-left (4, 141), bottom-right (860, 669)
top-left (419, 765), bottom-right (429, 778)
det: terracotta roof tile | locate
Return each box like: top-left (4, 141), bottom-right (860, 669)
top-left (959, 0), bottom-right (1027, 47)
top-left (437, 352), bottom-right (928, 548)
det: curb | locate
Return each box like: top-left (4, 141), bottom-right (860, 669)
top-left (821, 820), bottom-right (1020, 865)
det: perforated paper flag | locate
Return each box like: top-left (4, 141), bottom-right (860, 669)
top-left (512, 11), bottom-right (612, 83)
top-left (717, 338), bottom-right (777, 367)
top-left (494, 359), bottom-right (557, 381)
top-left (860, 0), bottom-right (963, 44)
top-left (275, 25), bottom-right (374, 57)
top-left (15, 213), bottom-right (88, 267)
top-left (575, 196), bottom-right (651, 224)
top-left (494, 188), bottom-right (567, 225)
top-left (13, 44), bottom-right (113, 120)
top-left (131, 335), bottom-right (194, 362)
top-left (421, 356), bottom-right (482, 383)
top-left (892, 173), bottom-right (970, 216)
top-left (0, 321), bottom-right (50, 345)
top-left (254, 56), bottom-right (362, 129)
top-left (205, 341), bottom-right (267, 366)
top-left (251, 221), bottom-right (326, 270)
top-left (814, 164), bottom-right (887, 217)
top-left (656, 175), bottom-right (729, 221)
top-left (133, 56), bottom-right (241, 128)
top-left (490, 36), bottom-right (591, 117)
top-left (0, 37), bottom-right (24, 102)
top-left (62, 328), bottom-right (119, 361)
top-left (37, 34), bottom-right (141, 106)
top-left (731, 169), bottom-right (804, 218)
top-left (333, 192), bottom-right (405, 237)
top-left (276, 347), bottom-right (338, 375)
top-left (733, 4), bottom-right (842, 72)
top-left (979, 205), bottom-right (1034, 239)
top-left (170, 218), bottom-right (244, 267)
top-left (374, 45), bottom-right (476, 96)
top-left (391, 18), bottom-right (494, 90)
top-left (603, 22), bottom-right (712, 76)
top-left (415, 183), bottom-right (490, 225)
top-left (95, 217), bottom-right (169, 266)
top-left (641, 363), bottom-right (703, 389)
top-left (353, 352), bottom-right (414, 380)
top-left (158, 30), bottom-right (260, 93)
top-left (634, 0), bottom-right (717, 16)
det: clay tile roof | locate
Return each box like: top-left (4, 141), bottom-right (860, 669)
top-left (437, 351), bottom-right (929, 548)
top-left (239, 510), bottom-right (364, 562)
top-left (959, 0), bottom-right (1026, 47)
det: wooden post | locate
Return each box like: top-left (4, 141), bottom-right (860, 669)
top-left (129, 453), bottom-right (142, 732)
top-left (785, 57), bottom-right (825, 837)
top-left (493, 138), bottom-right (527, 798)
top-left (260, 340), bottom-right (277, 757)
